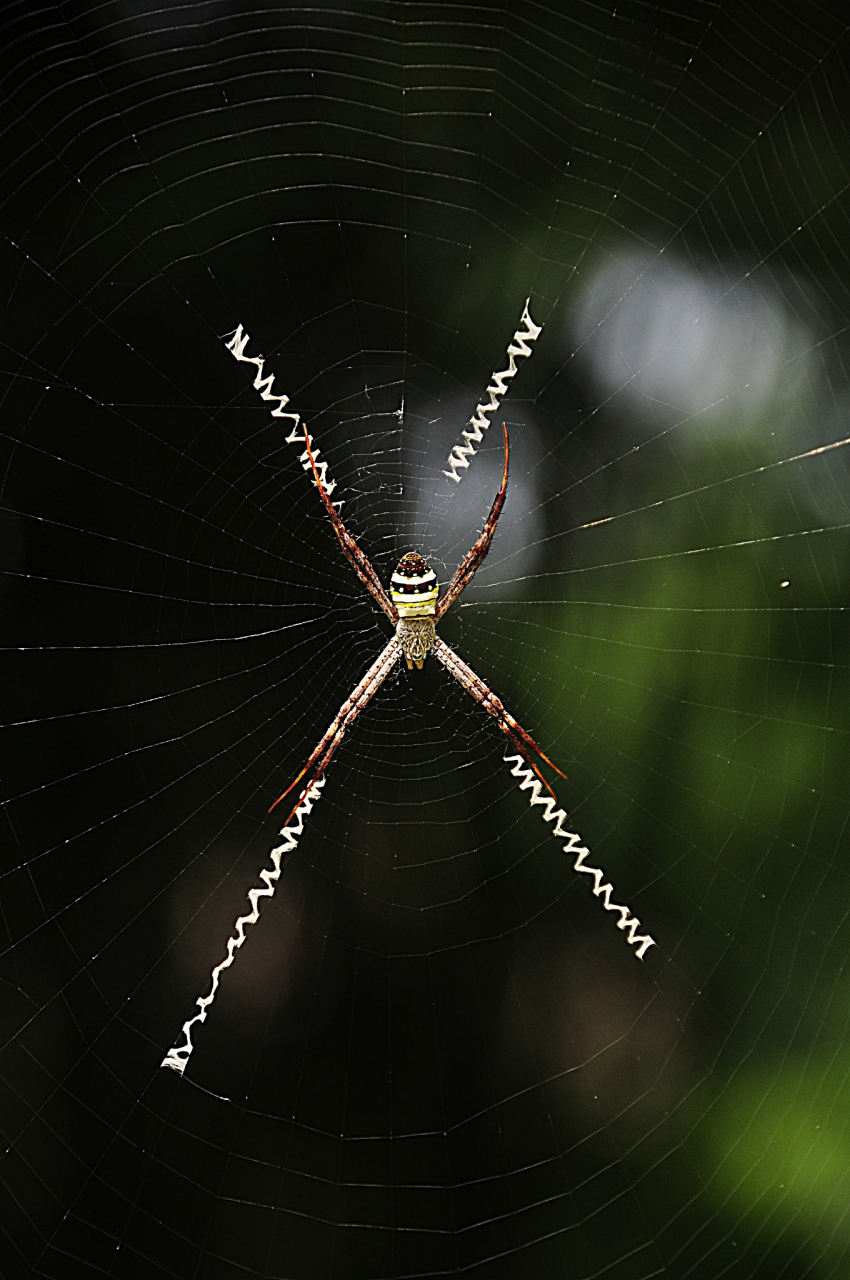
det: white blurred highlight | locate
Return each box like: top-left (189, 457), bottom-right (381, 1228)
top-left (571, 251), bottom-right (814, 424)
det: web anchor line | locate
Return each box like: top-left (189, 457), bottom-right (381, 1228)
top-left (224, 324), bottom-right (343, 508)
top-left (503, 755), bottom-right (656, 959)
top-left (444, 300), bottom-right (543, 483)
top-left (160, 779), bottom-right (326, 1075)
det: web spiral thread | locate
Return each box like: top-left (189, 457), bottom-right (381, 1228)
top-left (224, 325), bottom-right (342, 506)
top-left (160, 779), bottom-right (326, 1075)
top-left (444, 300), bottom-right (543, 483)
top-left (504, 755), bottom-right (656, 959)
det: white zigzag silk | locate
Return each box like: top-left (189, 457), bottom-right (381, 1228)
top-left (224, 325), bottom-right (343, 508)
top-left (504, 755), bottom-right (656, 959)
top-left (162, 319), bottom-right (644, 1076)
top-left (444, 300), bottom-right (543, 483)
top-left (160, 779), bottom-right (326, 1075)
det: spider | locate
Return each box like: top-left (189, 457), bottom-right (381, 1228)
top-left (271, 422), bottom-right (566, 825)
top-left (160, 327), bottom-right (655, 1077)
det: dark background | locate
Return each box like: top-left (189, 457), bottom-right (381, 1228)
top-left (3, 2), bottom-right (850, 1277)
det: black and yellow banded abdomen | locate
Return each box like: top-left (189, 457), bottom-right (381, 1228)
top-left (390, 551), bottom-right (439, 618)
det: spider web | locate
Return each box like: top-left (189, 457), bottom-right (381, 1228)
top-left (3, 3), bottom-right (850, 1277)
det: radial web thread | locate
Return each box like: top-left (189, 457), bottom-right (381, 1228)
top-left (444, 300), bottom-right (542, 483)
top-left (224, 325), bottom-right (343, 507)
top-left (504, 755), bottom-right (656, 959)
top-left (161, 780), bottom-right (326, 1075)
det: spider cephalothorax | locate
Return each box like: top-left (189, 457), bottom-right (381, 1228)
top-left (390, 551), bottom-right (439, 669)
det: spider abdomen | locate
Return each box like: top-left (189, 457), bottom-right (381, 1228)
top-left (390, 552), bottom-right (438, 617)
top-left (391, 552), bottom-right (438, 669)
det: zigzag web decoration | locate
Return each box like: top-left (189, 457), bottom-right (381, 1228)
top-left (504, 755), bottom-right (656, 959)
top-left (162, 315), bottom-right (648, 1078)
top-left (224, 324), bottom-right (343, 508)
top-left (162, 326), bottom-right (350, 1076)
top-left (161, 780), bottom-right (326, 1074)
top-left (444, 299), bottom-right (543, 483)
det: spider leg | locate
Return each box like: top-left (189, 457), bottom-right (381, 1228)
top-left (431, 636), bottom-right (566, 799)
top-left (302, 425), bottom-right (399, 624)
top-left (269, 637), bottom-right (402, 821)
top-left (435, 422), bottom-right (510, 620)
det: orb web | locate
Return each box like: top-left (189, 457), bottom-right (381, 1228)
top-left (3, 4), bottom-right (850, 1279)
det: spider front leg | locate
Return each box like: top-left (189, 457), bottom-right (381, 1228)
top-left (270, 636), bottom-right (402, 821)
top-left (431, 637), bottom-right (566, 798)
